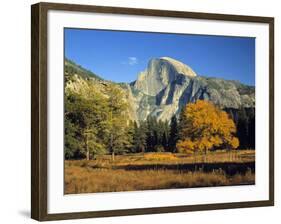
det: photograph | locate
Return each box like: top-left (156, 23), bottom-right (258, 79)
top-left (63, 28), bottom-right (256, 194)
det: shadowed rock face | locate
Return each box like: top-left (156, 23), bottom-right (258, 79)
top-left (65, 57), bottom-right (255, 122)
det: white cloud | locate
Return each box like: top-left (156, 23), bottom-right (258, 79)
top-left (128, 57), bottom-right (138, 65)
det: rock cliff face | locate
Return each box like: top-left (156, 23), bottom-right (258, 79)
top-left (65, 57), bottom-right (255, 122)
top-left (133, 57), bottom-right (197, 96)
top-left (129, 57), bottom-right (255, 121)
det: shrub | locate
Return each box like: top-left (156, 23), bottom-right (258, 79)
top-left (155, 145), bottom-right (165, 152)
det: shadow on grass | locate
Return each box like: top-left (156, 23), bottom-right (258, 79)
top-left (114, 162), bottom-right (255, 176)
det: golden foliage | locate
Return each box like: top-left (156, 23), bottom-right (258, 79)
top-left (230, 137), bottom-right (240, 149)
top-left (176, 139), bottom-right (195, 153)
top-left (177, 100), bottom-right (239, 153)
top-left (143, 152), bottom-right (178, 161)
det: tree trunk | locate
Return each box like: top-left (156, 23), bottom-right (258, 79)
top-left (194, 150), bottom-right (198, 171)
top-left (86, 132), bottom-right (89, 161)
top-left (201, 149), bottom-right (208, 171)
top-left (110, 133), bottom-right (114, 161)
top-left (204, 149), bottom-right (208, 163)
top-left (111, 151), bottom-right (115, 161)
top-left (86, 150), bottom-right (90, 161)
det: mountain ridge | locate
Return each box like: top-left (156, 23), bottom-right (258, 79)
top-left (65, 57), bottom-right (255, 122)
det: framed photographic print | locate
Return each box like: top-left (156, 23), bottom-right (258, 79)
top-left (31, 2), bottom-right (274, 221)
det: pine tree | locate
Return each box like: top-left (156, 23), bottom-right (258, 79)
top-left (133, 121), bottom-right (147, 153)
top-left (237, 107), bottom-right (249, 149)
top-left (168, 115), bottom-right (179, 152)
top-left (125, 120), bottom-right (135, 153)
top-left (248, 109), bottom-right (255, 149)
top-left (106, 84), bottom-right (129, 160)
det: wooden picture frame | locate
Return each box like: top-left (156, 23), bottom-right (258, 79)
top-left (31, 2), bottom-right (274, 221)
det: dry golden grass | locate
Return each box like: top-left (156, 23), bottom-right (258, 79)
top-left (65, 150), bottom-right (255, 194)
top-left (143, 152), bottom-right (178, 161)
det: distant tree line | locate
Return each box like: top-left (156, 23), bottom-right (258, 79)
top-left (65, 59), bottom-right (103, 81)
top-left (225, 107), bottom-right (255, 149)
top-left (129, 117), bottom-right (171, 153)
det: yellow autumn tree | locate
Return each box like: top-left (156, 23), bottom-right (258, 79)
top-left (177, 100), bottom-right (239, 154)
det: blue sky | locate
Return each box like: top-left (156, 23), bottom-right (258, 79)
top-left (65, 28), bottom-right (255, 86)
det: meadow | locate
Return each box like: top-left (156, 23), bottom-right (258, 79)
top-left (64, 150), bottom-right (255, 194)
